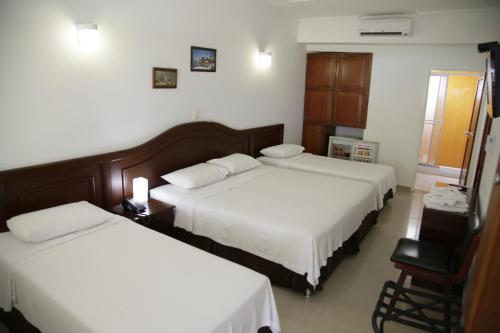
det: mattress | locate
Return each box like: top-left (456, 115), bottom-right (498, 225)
top-left (150, 165), bottom-right (378, 287)
top-left (0, 216), bottom-right (280, 333)
top-left (258, 153), bottom-right (397, 209)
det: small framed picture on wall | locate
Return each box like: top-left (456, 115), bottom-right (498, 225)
top-left (152, 67), bottom-right (177, 88)
top-left (191, 46), bottom-right (217, 72)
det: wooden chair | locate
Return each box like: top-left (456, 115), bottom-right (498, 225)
top-left (387, 213), bottom-right (482, 317)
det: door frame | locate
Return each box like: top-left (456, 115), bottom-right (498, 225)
top-left (459, 77), bottom-right (485, 185)
top-left (414, 69), bottom-right (484, 188)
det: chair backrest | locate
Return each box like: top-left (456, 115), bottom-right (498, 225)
top-left (453, 213), bottom-right (482, 274)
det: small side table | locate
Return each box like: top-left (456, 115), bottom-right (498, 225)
top-left (110, 199), bottom-right (175, 236)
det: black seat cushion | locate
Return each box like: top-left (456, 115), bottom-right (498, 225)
top-left (390, 238), bottom-right (454, 275)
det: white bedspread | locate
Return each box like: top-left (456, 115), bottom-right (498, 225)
top-left (258, 153), bottom-right (397, 209)
top-left (150, 165), bottom-right (377, 287)
top-left (0, 216), bottom-right (280, 333)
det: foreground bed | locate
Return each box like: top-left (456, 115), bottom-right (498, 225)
top-left (151, 164), bottom-right (378, 292)
top-left (0, 209), bottom-right (280, 333)
top-left (258, 152), bottom-right (397, 209)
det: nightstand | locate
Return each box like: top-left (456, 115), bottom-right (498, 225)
top-left (419, 182), bottom-right (470, 248)
top-left (110, 199), bottom-right (175, 235)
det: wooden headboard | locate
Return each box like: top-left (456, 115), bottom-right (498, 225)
top-left (105, 122), bottom-right (284, 206)
top-left (0, 122), bottom-right (284, 231)
top-left (0, 156), bottom-right (108, 232)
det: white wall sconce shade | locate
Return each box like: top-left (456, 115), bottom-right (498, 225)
top-left (258, 52), bottom-right (272, 68)
top-left (133, 177), bottom-right (149, 203)
top-left (77, 23), bottom-right (98, 48)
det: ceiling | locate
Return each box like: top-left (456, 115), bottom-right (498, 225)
top-left (258, 0), bottom-right (500, 18)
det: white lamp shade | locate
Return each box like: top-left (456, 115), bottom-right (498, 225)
top-left (77, 23), bottom-right (98, 48)
top-left (133, 177), bottom-right (149, 203)
top-left (258, 52), bottom-right (272, 68)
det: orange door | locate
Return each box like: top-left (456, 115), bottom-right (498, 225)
top-left (437, 76), bottom-right (481, 168)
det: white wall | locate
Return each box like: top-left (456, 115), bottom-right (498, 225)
top-left (0, 0), bottom-right (306, 171)
top-left (307, 44), bottom-right (484, 187)
top-left (298, 8), bottom-right (500, 45)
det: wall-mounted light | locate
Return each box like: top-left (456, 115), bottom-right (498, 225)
top-left (77, 23), bottom-right (98, 48)
top-left (258, 52), bottom-right (272, 68)
top-left (133, 177), bottom-right (149, 203)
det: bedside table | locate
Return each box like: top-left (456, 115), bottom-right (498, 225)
top-left (110, 199), bottom-right (175, 235)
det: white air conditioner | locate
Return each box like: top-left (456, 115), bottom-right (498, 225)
top-left (358, 18), bottom-right (412, 37)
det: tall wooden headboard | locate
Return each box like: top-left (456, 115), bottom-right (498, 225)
top-left (105, 122), bottom-right (284, 206)
top-left (0, 122), bottom-right (284, 231)
top-left (0, 156), bottom-right (108, 232)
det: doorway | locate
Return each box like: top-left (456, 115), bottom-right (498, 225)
top-left (415, 70), bottom-right (484, 192)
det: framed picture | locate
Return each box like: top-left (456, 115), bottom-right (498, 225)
top-left (152, 67), bottom-right (177, 89)
top-left (191, 46), bottom-right (217, 72)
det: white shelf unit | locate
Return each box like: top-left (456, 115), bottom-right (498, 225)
top-left (353, 141), bottom-right (379, 163)
top-left (328, 136), bottom-right (379, 164)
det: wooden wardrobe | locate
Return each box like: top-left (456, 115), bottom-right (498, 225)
top-left (302, 52), bottom-right (373, 155)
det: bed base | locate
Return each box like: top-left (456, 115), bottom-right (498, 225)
top-left (0, 308), bottom-right (39, 333)
top-left (173, 210), bottom-right (379, 294)
top-left (383, 189), bottom-right (394, 208)
top-left (0, 308), bottom-right (275, 333)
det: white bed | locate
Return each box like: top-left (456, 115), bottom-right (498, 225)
top-left (150, 165), bottom-right (378, 287)
top-left (257, 153), bottom-right (397, 209)
top-left (0, 215), bottom-right (280, 333)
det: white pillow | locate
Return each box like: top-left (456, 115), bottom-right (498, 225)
top-left (208, 153), bottom-right (262, 175)
top-left (7, 201), bottom-right (114, 243)
top-left (162, 163), bottom-right (228, 189)
top-left (260, 144), bottom-right (305, 158)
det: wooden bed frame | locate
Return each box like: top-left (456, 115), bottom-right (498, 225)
top-left (0, 121), bottom-right (377, 296)
top-left (0, 122), bottom-right (283, 231)
top-left (0, 122), bottom-right (283, 333)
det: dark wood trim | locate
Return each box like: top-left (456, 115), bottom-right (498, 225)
top-left (0, 307), bottom-right (274, 333)
top-left (464, 151), bottom-right (500, 332)
top-left (460, 78), bottom-right (485, 185)
top-left (0, 122), bottom-right (284, 231)
top-left (471, 115), bottom-right (493, 209)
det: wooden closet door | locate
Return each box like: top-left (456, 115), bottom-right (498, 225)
top-left (304, 91), bottom-right (334, 124)
top-left (334, 54), bottom-right (372, 128)
top-left (334, 92), bottom-right (366, 128)
top-left (304, 54), bottom-right (337, 125)
top-left (306, 54), bottom-right (336, 90)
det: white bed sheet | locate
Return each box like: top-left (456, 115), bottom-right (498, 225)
top-left (0, 216), bottom-right (280, 333)
top-left (258, 153), bottom-right (397, 209)
top-left (150, 165), bottom-right (378, 287)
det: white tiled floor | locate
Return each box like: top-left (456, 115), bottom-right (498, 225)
top-left (0, 188), bottom-right (427, 333)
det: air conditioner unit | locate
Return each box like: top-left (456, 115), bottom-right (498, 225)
top-left (358, 18), bottom-right (412, 37)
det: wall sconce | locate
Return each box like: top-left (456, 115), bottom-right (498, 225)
top-left (133, 177), bottom-right (149, 203)
top-left (77, 23), bottom-right (98, 48)
top-left (258, 52), bottom-right (272, 68)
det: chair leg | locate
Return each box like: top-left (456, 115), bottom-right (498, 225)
top-left (386, 271), bottom-right (407, 317)
top-left (444, 283), bottom-right (453, 333)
